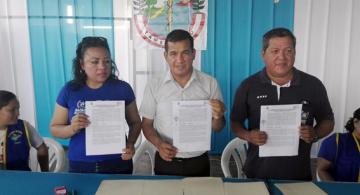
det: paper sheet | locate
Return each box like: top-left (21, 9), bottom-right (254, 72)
top-left (85, 101), bottom-right (126, 155)
top-left (182, 177), bottom-right (224, 195)
top-left (96, 178), bottom-right (274, 195)
top-left (259, 104), bottom-right (302, 157)
top-left (275, 182), bottom-right (327, 195)
top-left (96, 180), bottom-right (143, 195)
top-left (172, 100), bottom-right (212, 152)
top-left (96, 179), bottom-right (182, 195)
top-left (224, 182), bottom-right (270, 195)
top-left (143, 180), bottom-right (183, 195)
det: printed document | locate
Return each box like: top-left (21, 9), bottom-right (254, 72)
top-left (224, 181), bottom-right (270, 195)
top-left (259, 104), bottom-right (302, 157)
top-left (182, 177), bottom-right (224, 195)
top-left (96, 180), bottom-right (183, 195)
top-left (172, 100), bottom-right (212, 152)
top-left (85, 101), bottom-right (126, 155)
top-left (275, 182), bottom-right (327, 195)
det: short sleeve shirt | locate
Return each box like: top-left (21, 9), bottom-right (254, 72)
top-left (140, 69), bottom-right (223, 158)
top-left (318, 133), bottom-right (360, 182)
top-left (56, 79), bottom-right (136, 162)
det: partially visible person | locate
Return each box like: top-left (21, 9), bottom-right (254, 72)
top-left (140, 29), bottom-right (226, 176)
top-left (318, 108), bottom-right (360, 182)
top-left (50, 36), bottom-right (141, 174)
top-left (230, 27), bottom-right (334, 180)
top-left (0, 90), bottom-right (48, 171)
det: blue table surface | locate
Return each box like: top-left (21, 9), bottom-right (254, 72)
top-left (0, 171), bottom-right (183, 195)
top-left (1, 170), bottom-right (359, 195)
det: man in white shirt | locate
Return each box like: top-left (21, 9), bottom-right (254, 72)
top-left (140, 29), bottom-right (226, 176)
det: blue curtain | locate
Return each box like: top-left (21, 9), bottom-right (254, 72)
top-left (203, 0), bottom-right (294, 153)
top-left (27, 0), bottom-right (114, 143)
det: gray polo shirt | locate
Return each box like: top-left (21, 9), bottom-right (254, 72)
top-left (140, 69), bottom-right (223, 158)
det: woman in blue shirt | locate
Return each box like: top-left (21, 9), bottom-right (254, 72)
top-left (317, 108), bottom-right (360, 182)
top-left (50, 37), bottom-right (141, 174)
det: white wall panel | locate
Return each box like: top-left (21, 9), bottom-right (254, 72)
top-left (0, 0), bottom-right (36, 127)
top-left (323, 0), bottom-right (352, 133)
top-left (345, 0), bottom-right (360, 126)
top-left (0, 0), bottom-right (16, 91)
top-left (113, 0), bottom-right (132, 84)
top-left (295, 0), bottom-right (360, 142)
top-left (293, 0), bottom-right (311, 72)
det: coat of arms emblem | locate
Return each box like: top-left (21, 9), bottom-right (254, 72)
top-left (133, 0), bottom-right (207, 49)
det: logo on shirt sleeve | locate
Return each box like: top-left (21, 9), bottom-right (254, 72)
top-left (74, 100), bottom-right (85, 115)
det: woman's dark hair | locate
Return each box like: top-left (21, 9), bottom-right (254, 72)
top-left (345, 107), bottom-right (360, 132)
top-left (0, 90), bottom-right (17, 109)
top-left (70, 36), bottom-right (118, 89)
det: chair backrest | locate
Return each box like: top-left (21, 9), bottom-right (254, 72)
top-left (133, 133), bottom-right (142, 150)
top-left (316, 170), bottom-right (321, 181)
top-left (221, 137), bottom-right (248, 178)
top-left (29, 137), bottom-right (66, 172)
top-left (132, 140), bottom-right (157, 175)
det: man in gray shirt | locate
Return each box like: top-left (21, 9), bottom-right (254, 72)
top-left (140, 29), bottom-right (226, 176)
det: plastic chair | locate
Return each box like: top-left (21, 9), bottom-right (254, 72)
top-left (316, 171), bottom-right (321, 181)
top-left (133, 133), bottom-right (142, 150)
top-left (221, 137), bottom-right (248, 178)
top-left (132, 140), bottom-right (157, 175)
top-left (29, 137), bottom-right (66, 172)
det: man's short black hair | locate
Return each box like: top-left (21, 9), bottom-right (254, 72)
top-left (262, 27), bottom-right (296, 51)
top-left (164, 29), bottom-right (194, 51)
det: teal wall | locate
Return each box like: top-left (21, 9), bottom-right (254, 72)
top-left (203, 0), bottom-right (294, 153)
top-left (27, 0), bottom-right (115, 144)
top-left (27, 0), bottom-right (294, 152)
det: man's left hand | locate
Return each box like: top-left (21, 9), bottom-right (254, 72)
top-left (210, 99), bottom-right (226, 119)
top-left (299, 125), bottom-right (317, 144)
top-left (122, 143), bottom-right (135, 160)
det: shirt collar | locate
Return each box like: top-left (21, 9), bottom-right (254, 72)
top-left (259, 67), bottom-right (301, 86)
top-left (271, 80), bottom-right (291, 87)
top-left (162, 69), bottom-right (198, 87)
